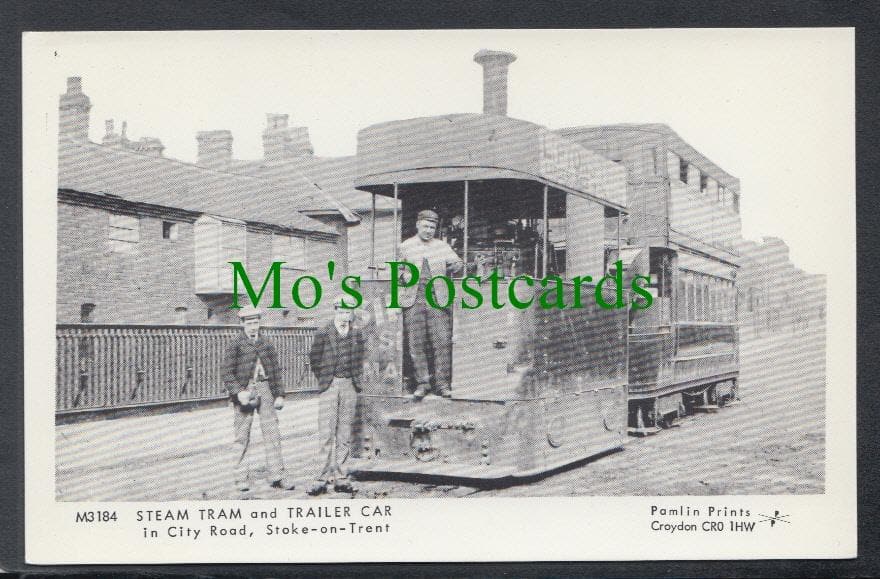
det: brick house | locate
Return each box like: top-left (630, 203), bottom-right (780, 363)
top-left (190, 113), bottom-right (400, 279)
top-left (57, 77), bottom-right (352, 327)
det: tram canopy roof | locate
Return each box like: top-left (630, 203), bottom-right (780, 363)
top-left (354, 114), bottom-right (628, 211)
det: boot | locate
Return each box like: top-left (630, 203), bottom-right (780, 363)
top-left (307, 480), bottom-right (328, 496)
top-left (271, 477), bottom-right (296, 491)
top-left (437, 385), bottom-right (452, 398)
top-left (413, 383), bottom-right (430, 401)
top-left (333, 478), bottom-right (356, 494)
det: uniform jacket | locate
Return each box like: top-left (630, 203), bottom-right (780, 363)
top-left (223, 332), bottom-right (284, 403)
top-left (309, 322), bottom-right (366, 391)
top-left (397, 235), bottom-right (464, 309)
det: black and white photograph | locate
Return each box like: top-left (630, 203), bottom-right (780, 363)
top-left (23, 29), bottom-right (855, 563)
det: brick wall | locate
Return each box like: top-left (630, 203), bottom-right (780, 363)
top-left (57, 198), bottom-right (340, 326)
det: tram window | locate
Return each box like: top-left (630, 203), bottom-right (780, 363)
top-left (687, 280), bottom-right (695, 321)
top-left (649, 251), bottom-right (672, 298)
top-left (696, 282), bottom-right (703, 321)
top-left (713, 281), bottom-right (720, 321)
top-left (708, 287), bottom-right (715, 321)
top-left (401, 182), bottom-right (569, 279)
top-left (677, 279), bottom-right (687, 321)
top-left (701, 283), bottom-right (708, 321)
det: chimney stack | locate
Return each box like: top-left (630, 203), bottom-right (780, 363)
top-left (59, 76), bottom-right (92, 141)
top-left (196, 130), bottom-right (233, 171)
top-left (263, 113), bottom-right (314, 163)
top-left (473, 49), bottom-right (517, 116)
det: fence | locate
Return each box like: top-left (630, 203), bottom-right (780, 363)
top-left (56, 324), bottom-right (317, 413)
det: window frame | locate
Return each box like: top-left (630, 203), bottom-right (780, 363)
top-left (162, 220), bottom-right (179, 240)
top-left (108, 213), bottom-right (139, 252)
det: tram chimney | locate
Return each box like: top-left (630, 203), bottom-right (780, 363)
top-left (473, 49), bottom-right (517, 116)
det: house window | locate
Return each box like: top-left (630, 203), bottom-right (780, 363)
top-left (272, 233), bottom-right (306, 270)
top-left (109, 214), bottom-right (139, 252)
top-left (193, 215), bottom-right (248, 293)
top-left (679, 158), bottom-right (689, 183)
top-left (162, 221), bottom-right (179, 240)
top-left (174, 306), bottom-right (188, 325)
top-left (80, 303), bottom-right (95, 323)
top-left (700, 173), bottom-right (708, 194)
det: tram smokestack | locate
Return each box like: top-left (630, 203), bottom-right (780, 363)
top-left (474, 49), bottom-right (517, 116)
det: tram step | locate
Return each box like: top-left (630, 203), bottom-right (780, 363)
top-left (692, 404), bottom-right (721, 413)
top-left (350, 458), bottom-right (516, 480)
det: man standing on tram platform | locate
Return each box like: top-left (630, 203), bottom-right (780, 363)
top-left (398, 209), bottom-right (464, 400)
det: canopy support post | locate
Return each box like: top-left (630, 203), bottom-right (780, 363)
top-left (463, 180), bottom-right (469, 274)
top-left (542, 184), bottom-right (549, 277)
top-left (392, 182), bottom-right (399, 262)
top-left (370, 192), bottom-right (376, 280)
top-left (617, 210), bottom-right (622, 254)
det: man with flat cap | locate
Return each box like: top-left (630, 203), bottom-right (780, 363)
top-left (307, 296), bottom-right (366, 495)
top-left (223, 305), bottom-right (295, 493)
top-left (398, 209), bottom-right (464, 400)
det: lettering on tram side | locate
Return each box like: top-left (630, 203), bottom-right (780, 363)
top-left (127, 505), bottom-right (394, 541)
top-left (648, 505), bottom-right (759, 534)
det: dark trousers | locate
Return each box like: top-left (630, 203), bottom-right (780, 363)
top-left (403, 299), bottom-right (452, 389)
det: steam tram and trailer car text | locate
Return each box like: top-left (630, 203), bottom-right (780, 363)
top-left (345, 51), bottom-right (741, 480)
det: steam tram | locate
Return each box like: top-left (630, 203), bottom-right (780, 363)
top-left (345, 59), bottom-right (740, 480)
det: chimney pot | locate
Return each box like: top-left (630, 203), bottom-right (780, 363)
top-left (67, 77), bottom-right (83, 95)
top-left (473, 49), bottom-right (517, 116)
top-left (267, 113), bottom-right (289, 129)
top-left (263, 114), bottom-right (313, 162)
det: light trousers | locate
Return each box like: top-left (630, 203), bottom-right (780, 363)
top-left (316, 377), bottom-right (357, 482)
top-left (232, 381), bottom-right (286, 483)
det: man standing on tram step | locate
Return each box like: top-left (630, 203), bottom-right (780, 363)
top-left (398, 209), bottom-right (464, 400)
top-left (307, 297), bottom-right (367, 495)
top-left (223, 305), bottom-right (296, 494)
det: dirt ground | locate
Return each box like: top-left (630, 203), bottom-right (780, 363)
top-left (55, 320), bottom-right (824, 500)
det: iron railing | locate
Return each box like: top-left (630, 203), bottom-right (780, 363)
top-left (56, 324), bottom-right (317, 413)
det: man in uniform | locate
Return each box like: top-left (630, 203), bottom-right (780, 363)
top-left (307, 297), bottom-right (366, 495)
top-left (223, 305), bottom-right (296, 493)
top-left (398, 209), bottom-right (464, 400)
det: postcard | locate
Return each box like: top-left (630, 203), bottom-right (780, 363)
top-left (23, 28), bottom-right (855, 563)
